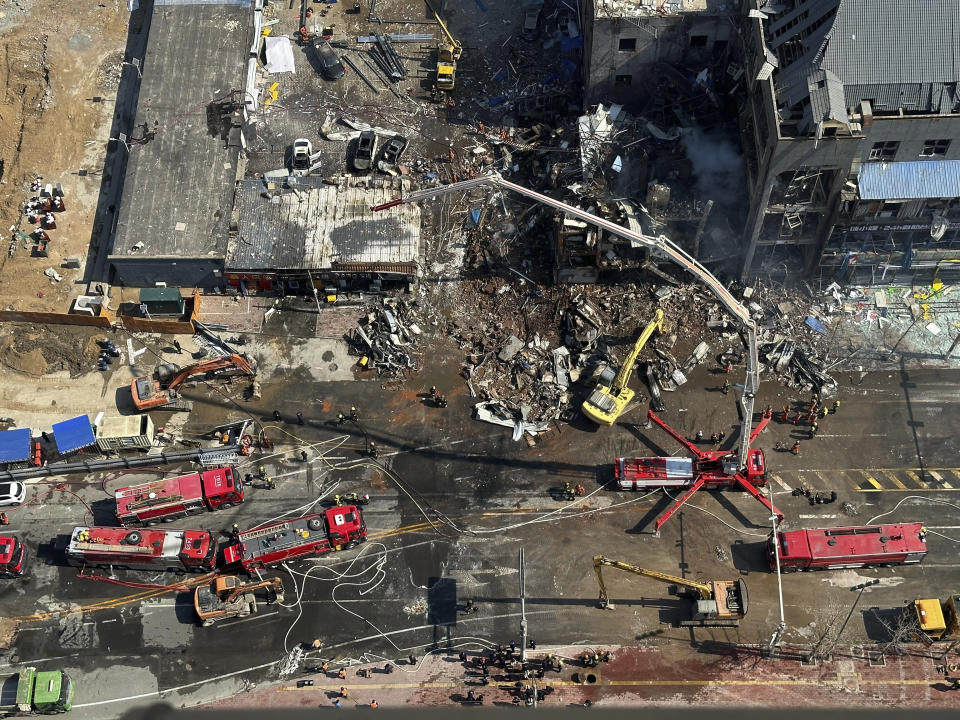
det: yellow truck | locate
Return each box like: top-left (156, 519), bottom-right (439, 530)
top-left (913, 594), bottom-right (960, 641)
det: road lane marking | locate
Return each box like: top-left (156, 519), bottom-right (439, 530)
top-left (927, 470), bottom-right (953, 489)
top-left (217, 610), bottom-right (279, 628)
top-left (770, 475), bottom-right (792, 492)
top-left (904, 470), bottom-right (925, 488)
top-left (864, 476), bottom-right (883, 490)
top-left (881, 472), bottom-right (907, 490)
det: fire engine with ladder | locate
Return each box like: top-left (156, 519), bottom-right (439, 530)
top-left (615, 409), bottom-right (782, 533)
top-left (223, 505), bottom-right (367, 573)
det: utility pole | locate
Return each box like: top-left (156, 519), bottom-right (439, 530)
top-left (305, 268), bottom-right (323, 315)
top-left (944, 327), bottom-right (960, 361)
top-left (766, 505), bottom-right (786, 658)
top-left (519, 547), bottom-right (527, 663)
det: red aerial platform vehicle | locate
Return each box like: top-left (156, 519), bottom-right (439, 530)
top-left (615, 410), bottom-right (783, 533)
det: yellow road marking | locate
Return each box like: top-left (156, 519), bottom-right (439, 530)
top-left (928, 470), bottom-right (954, 489)
top-left (904, 470), bottom-right (925, 488)
top-left (881, 471), bottom-right (907, 490)
top-left (864, 476), bottom-right (883, 490)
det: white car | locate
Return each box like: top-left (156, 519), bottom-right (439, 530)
top-left (0, 482), bottom-right (25, 507)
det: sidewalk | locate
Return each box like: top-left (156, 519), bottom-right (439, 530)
top-left (208, 643), bottom-right (960, 710)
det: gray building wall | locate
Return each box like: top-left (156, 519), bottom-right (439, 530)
top-left (582, 0), bottom-right (731, 109)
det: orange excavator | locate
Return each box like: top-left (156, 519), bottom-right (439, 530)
top-left (194, 575), bottom-right (284, 626)
top-left (130, 354), bottom-right (257, 412)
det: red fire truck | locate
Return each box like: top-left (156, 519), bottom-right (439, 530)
top-left (115, 467), bottom-right (243, 526)
top-left (65, 526), bottom-right (217, 573)
top-left (223, 506), bottom-right (367, 573)
top-left (769, 522), bottom-right (928, 572)
top-left (0, 536), bottom-right (26, 578)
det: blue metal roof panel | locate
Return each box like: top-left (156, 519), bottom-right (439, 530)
top-left (858, 160), bottom-right (960, 201)
top-left (0, 429), bottom-right (31, 463)
top-left (52, 416), bottom-right (96, 455)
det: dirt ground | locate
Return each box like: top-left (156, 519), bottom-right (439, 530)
top-left (0, 2), bottom-right (128, 310)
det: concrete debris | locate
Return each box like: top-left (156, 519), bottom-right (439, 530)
top-left (473, 400), bottom-right (550, 441)
top-left (347, 297), bottom-right (422, 377)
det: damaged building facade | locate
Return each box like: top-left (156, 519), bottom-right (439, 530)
top-left (581, 0), bottom-right (736, 110)
top-left (739, 0), bottom-right (960, 284)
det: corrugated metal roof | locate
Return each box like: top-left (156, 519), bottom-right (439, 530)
top-left (822, 0), bottom-right (960, 87)
top-left (227, 176), bottom-right (421, 271)
top-left (52, 416), bottom-right (96, 455)
top-left (0, 429), bottom-right (31, 463)
top-left (768, 0), bottom-right (960, 123)
top-left (858, 160), bottom-right (960, 200)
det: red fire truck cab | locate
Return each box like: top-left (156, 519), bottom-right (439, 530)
top-left (65, 526), bottom-right (217, 573)
top-left (115, 466), bottom-right (243, 526)
top-left (224, 506), bottom-right (367, 573)
top-left (769, 522), bottom-right (927, 572)
top-left (0, 536), bottom-right (26, 577)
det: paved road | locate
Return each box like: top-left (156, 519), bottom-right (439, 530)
top-left (2, 348), bottom-right (960, 717)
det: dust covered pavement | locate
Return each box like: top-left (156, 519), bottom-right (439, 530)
top-left (208, 643), bottom-right (960, 710)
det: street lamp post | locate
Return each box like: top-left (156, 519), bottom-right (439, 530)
top-left (767, 509), bottom-right (786, 657)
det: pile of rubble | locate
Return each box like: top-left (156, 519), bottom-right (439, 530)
top-left (347, 298), bottom-right (423, 377)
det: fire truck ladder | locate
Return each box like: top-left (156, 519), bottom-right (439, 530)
top-left (240, 522), bottom-right (291, 542)
top-left (646, 410), bottom-right (782, 533)
top-left (126, 493), bottom-right (184, 511)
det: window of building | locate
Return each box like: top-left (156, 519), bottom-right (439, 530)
top-left (869, 141), bottom-right (900, 161)
top-left (615, 74), bottom-right (632, 86)
top-left (921, 139), bottom-right (950, 157)
top-left (689, 35), bottom-right (708, 48)
top-left (618, 37), bottom-right (636, 52)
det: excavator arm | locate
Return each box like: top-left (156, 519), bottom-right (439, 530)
top-left (611, 309), bottom-right (664, 393)
top-left (593, 555), bottom-right (713, 609)
top-left (164, 354), bottom-right (256, 390)
top-left (424, 0), bottom-right (462, 59)
top-left (222, 576), bottom-right (283, 604)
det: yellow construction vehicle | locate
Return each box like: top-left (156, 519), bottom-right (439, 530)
top-left (592, 555), bottom-right (748, 627)
top-left (912, 594), bottom-right (960, 643)
top-left (425, 0), bottom-right (461, 92)
top-left (581, 309), bottom-right (664, 425)
top-left (193, 575), bottom-right (284, 627)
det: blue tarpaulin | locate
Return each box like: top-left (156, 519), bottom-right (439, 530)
top-left (560, 35), bottom-right (583, 52)
top-left (0, 429), bottom-right (31, 463)
top-left (52, 415), bottom-right (96, 454)
top-left (469, 209), bottom-right (481, 226)
top-left (805, 316), bottom-right (827, 334)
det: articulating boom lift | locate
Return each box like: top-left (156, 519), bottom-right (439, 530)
top-left (615, 409), bottom-right (783, 533)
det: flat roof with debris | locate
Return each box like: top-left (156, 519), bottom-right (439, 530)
top-left (593, 0), bottom-right (729, 18)
top-left (226, 177), bottom-right (420, 272)
top-left (110, 1), bottom-right (252, 260)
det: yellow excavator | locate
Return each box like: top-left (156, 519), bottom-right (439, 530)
top-left (912, 594), bottom-right (960, 644)
top-left (425, 0), bottom-right (461, 92)
top-left (592, 555), bottom-right (748, 627)
top-left (581, 309), bottom-right (664, 425)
